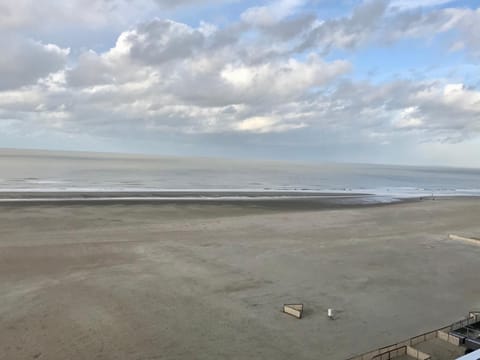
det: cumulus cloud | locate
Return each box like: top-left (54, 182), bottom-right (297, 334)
top-left (56, 16), bottom-right (350, 136)
top-left (303, 80), bottom-right (480, 143)
top-left (66, 51), bottom-right (114, 88)
top-left (411, 83), bottom-right (480, 141)
top-left (1, 0), bottom-right (479, 163)
top-left (0, 37), bottom-right (69, 90)
top-left (127, 19), bottom-right (206, 64)
top-left (219, 56), bottom-right (350, 99)
top-left (64, 17), bottom-right (350, 105)
top-left (392, 107), bottom-right (424, 129)
top-left (163, 56), bottom-right (350, 110)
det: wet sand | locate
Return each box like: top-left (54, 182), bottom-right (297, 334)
top-left (1, 198), bottom-right (480, 359)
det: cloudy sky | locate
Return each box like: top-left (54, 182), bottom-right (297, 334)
top-left (1, 0), bottom-right (479, 166)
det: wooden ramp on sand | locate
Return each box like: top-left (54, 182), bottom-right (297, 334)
top-left (448, 234), bottom-right (480, 245)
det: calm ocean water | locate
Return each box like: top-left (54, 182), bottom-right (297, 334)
top-left (0, 149), bottom-right (479, 198)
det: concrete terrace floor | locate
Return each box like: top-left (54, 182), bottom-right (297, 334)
top-left (416, 338), bottom-right (466, 359)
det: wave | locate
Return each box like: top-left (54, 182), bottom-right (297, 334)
top-left (0, 186), bottom-right (479, 197)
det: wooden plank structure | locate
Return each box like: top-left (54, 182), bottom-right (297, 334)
top-left (448, 234), bottom-right (480, 245)
top-left (283, 304), bottom-right (303, 319)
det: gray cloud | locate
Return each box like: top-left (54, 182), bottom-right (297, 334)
top-left (66, 51), bottom-right (114, 87)
top-left (294, 1), bottom-right (480, 59)
top-left (297, 0), bottom-right (388, 53)
top-left (0, 37), bottom-right (68, 90)
top-left (0, 0), bottom-right (238, 31)
top-left (255, 13), bottom-right (317, 40)
top-left (152, 0), bottom-right (235, 7)
top-left (128, 19), bottom-right (205, 64)
top-left (303, 80), bottom-right (480, 143)
top-left (1, 0), bottom-right (480, 164)
top-left (0, 0), bottom-right (123, 30)
top-left (379, 7), bottom-right (480, 58)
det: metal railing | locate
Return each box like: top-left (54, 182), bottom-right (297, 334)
top-left (450, 311), bottom-right (480, 332)
top-left (371, 346), bottom-right (407, 360)
top-left (346, 311), bottom-right (480, 360)
top-left (370, 345), bottom-right (431, 360)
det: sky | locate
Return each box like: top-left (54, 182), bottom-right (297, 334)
top-left (0, 0), bottom-right (479, 167)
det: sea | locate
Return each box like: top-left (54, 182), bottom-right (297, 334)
top-left (0, 149), bottom-right (479, 201)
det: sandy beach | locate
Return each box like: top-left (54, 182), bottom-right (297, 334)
top-left (1, 198), bottom-right (480, 359)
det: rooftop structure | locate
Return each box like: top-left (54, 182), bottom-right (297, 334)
top-left (456, 349), bottom-right (480, 360)
top-left (347, 311), bottom-right (480, 360)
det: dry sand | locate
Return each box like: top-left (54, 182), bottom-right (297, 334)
top-left (1, 198), bottom-right (480, 360)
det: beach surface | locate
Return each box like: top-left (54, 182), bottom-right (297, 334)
top-left (1, 198), bottom-right (480, 359)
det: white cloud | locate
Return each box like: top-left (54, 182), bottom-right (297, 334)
top-left (152, 0), bottom-right (236, 8)
top-left (388, 7), bottom-right (480, 58)
top-left (392, 107), bottom-right (424, 129)
top-left (127, 19), bottom-right (205, 64)
top-left (241, 0), bottom-right (306, 26)
top-left (234, 116), bottom-right (306, 133)
top-left (296, 1), bottom-right (480, 59)
top-left (0, 37), bottom-right (69, 90)
top-left (319, 80), bottom-right (480, 143)
top-left (0, 0), bottom-right (128, 30)
top-left (1, 0), bottom-right (480, 164)
top-left (297, 0), bottom-right (388, 52)
top-left (0, 0), bottom-right (235, 31)
top-left (219, 56), bottom-right (351, 99)
top-left (0, 14), bottom-right (352, 138)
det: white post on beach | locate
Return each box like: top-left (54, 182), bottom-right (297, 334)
top-left (328, 308), bottom-right (334, 319)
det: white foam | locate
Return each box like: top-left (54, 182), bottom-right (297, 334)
top-left (0, 186), bottom-right (479, 199)
top-left (0, 195), bottom-right (365, 202)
